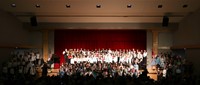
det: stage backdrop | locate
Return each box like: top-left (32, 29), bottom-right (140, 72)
top-left (55, 30), bottom-right (146, 64)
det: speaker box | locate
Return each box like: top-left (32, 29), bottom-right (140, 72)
top-left (162, 16), bottom-right (169, 27)
top-left (30, 16), bottom-right (37, 26)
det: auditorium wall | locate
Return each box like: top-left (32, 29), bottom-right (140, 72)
top-left (0, 10), bottom-right (43, 68)
top-left (174, 9), bottom-right (200, 75)
top-left (0, 10), bottom-right (28, 46)
top-left (159, 32), bottom-right (173, 48)
top-left (158, 32), bottom-right (173, 53)
top-left (0, 10), bottom-right (26, 66)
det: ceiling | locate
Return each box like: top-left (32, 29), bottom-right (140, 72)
top-left (0, 0), bottom-right (200, 23)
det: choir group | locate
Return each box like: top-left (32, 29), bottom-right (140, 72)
top-left (62, 48), bottom-right (147, 65)
top-left (57, 48), bottom-right (148, 78)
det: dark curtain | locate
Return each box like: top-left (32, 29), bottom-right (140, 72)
top-left (54, 30), bottom-right (146, 64)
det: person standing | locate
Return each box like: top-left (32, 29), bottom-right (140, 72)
top-left (141, 50), bottom-right (147, 69)
top-left (42, 62), bottom-right (49, 77)
top-left (143, 50), bottom-right (147, 65)
top-left (68, 53), bottom-right (73, 64)
top-left (63, 49), bottom-right (68, 63)
top-left (133, 62), bottom-right (139, 77)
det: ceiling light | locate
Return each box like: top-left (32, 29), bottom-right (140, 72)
top-left (158, 5), bottom-right (162, 8)
top-left (96, 4), bottom-right (101, 8)
top-left (35, 4), bottom-right (40, 8)
top-left (66, 5), bottom-right (70, 8)
top-left (127, 4), bottom-right (132, 8)
top-left (183, 4), bottom-right (188, 8)
top-left (11, 3), bottom-right (16, 7)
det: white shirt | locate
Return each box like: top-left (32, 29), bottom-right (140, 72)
top-left (36, 53), bottom-right (40, 59)
top-left (137, 52), bottom-right (143, 59)
top-left (134, 64), bottom-right (139, 72)
top-left (143, 52), bottom-right (147, 57)
top-left (163, 69), bottom-right (167, 77)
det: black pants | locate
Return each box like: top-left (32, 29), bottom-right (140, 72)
top-left (68, 58), bottom-right (71, 64)
top-left (117, 57), bottom-right (120, 63)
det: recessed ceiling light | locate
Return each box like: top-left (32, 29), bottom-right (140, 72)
top-left (11, 3), bottom-right (16, 7)
top-left (35, 4), bottom-right (40, 8)
top-left (158, 5), bottom-right (163, 8)
top-left (183, 4), bottom-right (188, 8)
top-left (127, 4), bottom-right (132, 8)
top-left (96, 4), bottom-right (101, 8)
top-left (66, 5), bottom-right (70, 8)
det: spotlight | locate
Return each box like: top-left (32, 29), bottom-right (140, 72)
top-left (183, 4), bottom-right (188, 8)
top-left (127, 4), bottom-right (132, 8)
top-left (66, 5), bottom-right (71, 8)
top-left (96, 4), bottom-right (101, 8)
top-left (11, 3), bottom-right (16, 7)
top-left (35, 4), bottom-right (40, 8)
top-left (158, 5), bottom-right (162, 8)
